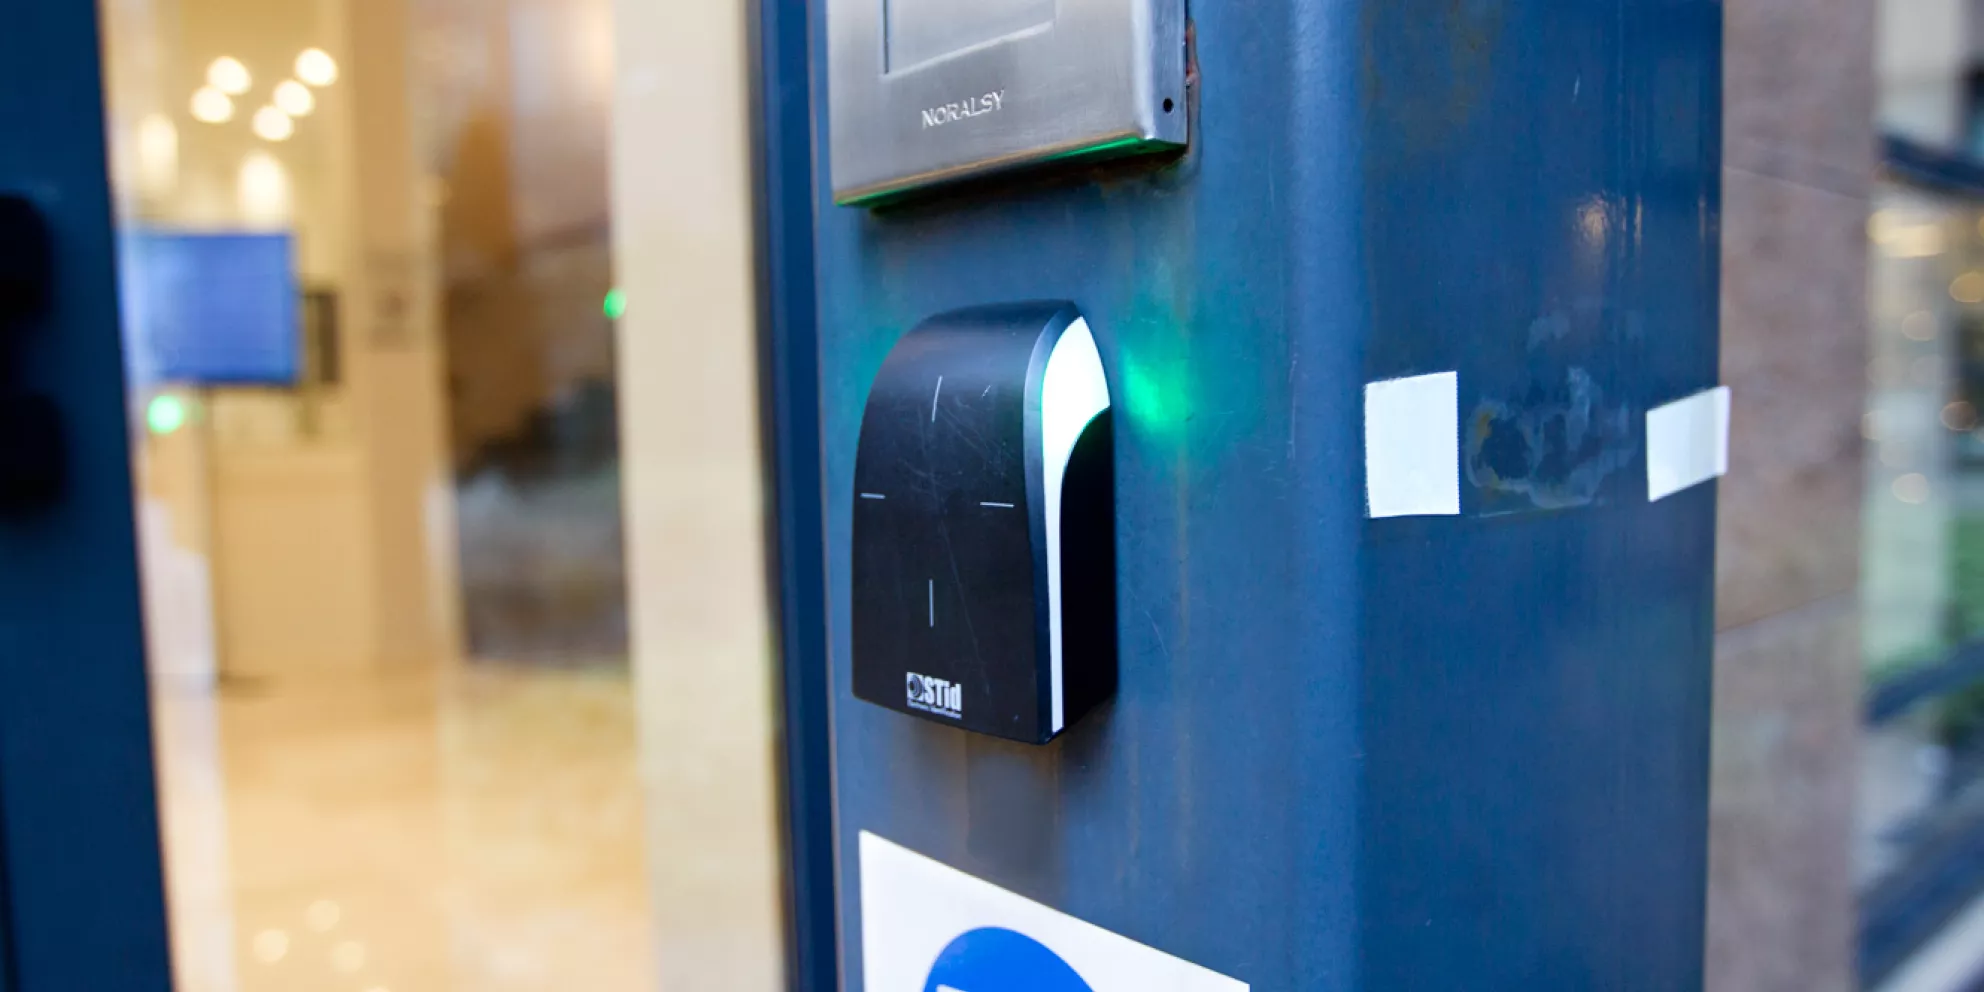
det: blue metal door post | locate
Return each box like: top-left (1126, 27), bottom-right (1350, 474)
top-left (0, 1), bottom-right (173, 988)
top-left (803, 1), bottom-right (1720, 987)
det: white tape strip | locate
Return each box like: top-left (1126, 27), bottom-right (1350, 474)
top-left (1645, 385), bottom-right (1730, 502)
top-left (1365, 371), bottom-right (1461, 518)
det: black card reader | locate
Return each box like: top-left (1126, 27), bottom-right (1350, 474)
top-left (851, 302), bottom-right (1116, 744)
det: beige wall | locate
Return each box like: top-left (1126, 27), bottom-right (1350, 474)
top-left (609, 0), bottom-right (786, 986)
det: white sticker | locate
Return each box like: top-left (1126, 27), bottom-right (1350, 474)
top-left (859, 831), bottom-right (1248, 992)
top-left (1364, 371), bottom-right (1462, 518)
top-left (1645, 385), bottom-right (1730, 501)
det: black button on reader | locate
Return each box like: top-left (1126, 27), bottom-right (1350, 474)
top-left (852, 302), bottom-right (1116, 744)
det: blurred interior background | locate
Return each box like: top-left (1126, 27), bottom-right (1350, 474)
top-left (79, 0), bottom-right (1984, 988)
top-left (93, 0), bottom-right (777, 988)
top-left (1717, 0), bottom-right (1984, 989)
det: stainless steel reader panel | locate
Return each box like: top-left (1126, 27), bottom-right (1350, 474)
top-left (827, 0), bottom-right (1186, 205)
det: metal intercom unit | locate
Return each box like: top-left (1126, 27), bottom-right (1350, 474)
top-left (851, 303), bottom-right (1116, 744)
top-left (826, 0), bottom-right (1187, 204)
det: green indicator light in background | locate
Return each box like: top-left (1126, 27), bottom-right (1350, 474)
top-left (603, 288), bottom-right (627, 320)
top-left (146, 394), bottom-right (188, 436)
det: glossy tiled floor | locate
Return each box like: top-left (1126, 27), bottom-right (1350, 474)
top-left (152, 663), bottom-right (655, 992)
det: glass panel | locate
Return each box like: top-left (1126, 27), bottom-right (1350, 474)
top-left (1859, 180), bottom-right (1984, 982)
top-left (1863, 189), bottom-right (1969, 690)
top-left (91, 0), bottom-right (776, 988)
top-left (1860, 185), bottom-right (1971, 886)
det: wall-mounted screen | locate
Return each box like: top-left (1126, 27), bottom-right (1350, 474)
top-left (119, 230), bottom-right (300, 387)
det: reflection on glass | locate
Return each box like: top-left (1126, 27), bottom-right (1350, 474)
top-left (99, 0), bottom-right (653, 988)
top-left (1860, 181), bottom-right (1984, 985)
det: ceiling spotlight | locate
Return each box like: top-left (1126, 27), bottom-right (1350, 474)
top-left (190, 87), bottom-right (233, 124)
top-left (295, 48), bottom-right (339, 87)
top-left (207, 56), bottom-right (251, 95)
top-left (274, 80), bottom-right (315, 117)
top-left (252, 106), bottom-right (294, 142)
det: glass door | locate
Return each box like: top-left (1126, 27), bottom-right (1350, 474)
top-left (0, 0), bottom-right (795, 988)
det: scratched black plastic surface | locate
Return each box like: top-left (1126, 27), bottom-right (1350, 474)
top-left (852, 304), bottom-right (1115, 744)
top-left (854, 308), bottom-right (1047, 741)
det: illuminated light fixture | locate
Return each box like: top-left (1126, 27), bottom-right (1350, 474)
top-left (296, 48), bottom-right (339, 87)
top-left (252, 106), bottom-right (294, 142)
top-left (237, 151), bottom-right (292, 225)
top-left (136, 113), bottom-right (179, 195)
top-left (1953, 271), bottom-right (1984, 304)
top-left (207, 56), bottom-right (251, 95)
top-left (273, 79), bottom-right (315, 117)
top-left (602, 288), bottom-right (626, 319)
top-left (190, 86), bottom-right (233, 124)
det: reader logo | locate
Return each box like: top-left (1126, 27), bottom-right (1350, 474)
top-left (918, 90), bottom-right (1005, 129)
top-left (905, 673), bottom-right (962, 718)
top-left (923, 927), bottom-right (1093, 992)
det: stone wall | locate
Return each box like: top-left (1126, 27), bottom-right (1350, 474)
top-left (1707, 0), bottom-right (1875, 987)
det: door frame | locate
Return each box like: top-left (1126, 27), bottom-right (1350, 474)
top-left (749, 0), bottom-right (839, 988)
top-left (0, 0), bottom-right (174, 989)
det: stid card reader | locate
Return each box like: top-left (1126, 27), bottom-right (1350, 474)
top-left (852, 302), bottom-right (1116, 744)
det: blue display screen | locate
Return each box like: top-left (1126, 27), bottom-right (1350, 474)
top-left (120, 230), bottom-right (299, 386)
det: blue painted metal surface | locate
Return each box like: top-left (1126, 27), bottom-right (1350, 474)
top-left (751, 0), bottom-right (839, 987)
top-left (0, 0), bottom-right (174, 988)
top-left (808, 0), bottom-right (1719, 988)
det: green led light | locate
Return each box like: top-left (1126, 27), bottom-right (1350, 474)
top-left (603, 288), bottom-right (627, 320)
top-left (146, 394), bottom-right (188, 436)
top-left (1121, 361), bottom-right (1189, 437)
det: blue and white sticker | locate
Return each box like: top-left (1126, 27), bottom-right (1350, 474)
top-left (859, 831), bottom-right (1248, 992)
